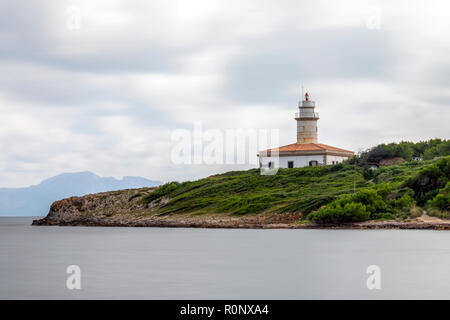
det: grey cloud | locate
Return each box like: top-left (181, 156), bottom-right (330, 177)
top-left (0, 0), bottom-right (449, 187)
top-left (0, 0), bottom-right (179, 74)
top-left (226, 28), bottom-right (392, 104)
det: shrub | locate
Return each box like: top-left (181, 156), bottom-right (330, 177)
top-left (391, 194), bottom-right (415, 210)
top-left (329, 162), bottom-right (345, 172)
top-left (374, 183), bottom-right (393, 199)
top-left (342, 202), bottom-right (370, 221)
top-left (409, 206), bottom-right (423, 218)
top-left (308, 202), bottom-right (369, 223)
top-left (427, 181), bottom-right (450, 211)
top-left (308, 205), bottom-right (344, 223)
top-left (307, 183), bottom-right (417, 223)
top-left (351, 189), bottom-right (381, 205)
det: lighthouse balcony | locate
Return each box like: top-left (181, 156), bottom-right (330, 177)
top-left (295, 112), bottom-right (319, 119)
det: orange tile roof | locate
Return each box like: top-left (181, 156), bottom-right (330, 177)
top-left (261, 143), bottom-right (354, 154)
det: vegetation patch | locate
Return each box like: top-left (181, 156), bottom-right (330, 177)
top-left (140, 165), bottom-right (367, 216)
top-left (404, 157), bottom-right (449, 205)
top-left (307, 156), bottom-right (449, 223)
top-left (355, 139), bottom-right (449, 166)
top-left (136, 139), bottom-right (449, 224)
top-left (307, 184), bottom-right (414, 223)
top-left (427, 180), bottom-right (450, 218)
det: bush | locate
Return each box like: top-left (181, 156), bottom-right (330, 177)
top-left (427, 181), bottom-right (450, 211)
top-left (409, 206), bottom-right (423, 218)
top-left (391, 194), bottom-right (415, 210)
top-left (308, 202), bottom-right (369, 223)
top-left (375, 183), bottom-right (393, 199)
top-left (307, 183), bottom-right (417, 223)
top-left (351, 189), bottom-right (382, 205)
top-left (343, 202), bottom-right (370, 221)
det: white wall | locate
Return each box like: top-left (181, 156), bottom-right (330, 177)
top-left (260, 154), bottom-right (350, 168)
top-left (327, 155), bottom-right (348, 165)
top-left (260, 155), bottom-right (324, 169)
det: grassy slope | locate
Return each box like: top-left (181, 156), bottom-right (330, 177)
top-left (141, 159), bottom-right (439, 217)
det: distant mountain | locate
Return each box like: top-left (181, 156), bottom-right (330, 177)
top-left (0, 172), bottom-right (162, 216)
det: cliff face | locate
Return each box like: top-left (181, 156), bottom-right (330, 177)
top-left (33, 188), bottom-right (155, 226)
top-left (31, 187), bottom-right (303, 228)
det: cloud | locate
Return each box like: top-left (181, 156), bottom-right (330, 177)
top-left (0, 0), bottom-right (449, 187)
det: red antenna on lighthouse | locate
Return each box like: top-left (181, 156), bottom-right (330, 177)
top-left (305, 92), bottom-right (309, 101)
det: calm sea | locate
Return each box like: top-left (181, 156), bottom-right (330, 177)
top-left (0, 217), bottom-right (449, 299)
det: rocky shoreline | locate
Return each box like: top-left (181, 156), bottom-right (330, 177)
top-left (31, 188), bottom-right (450, 230)
top-left (32, 217), bottom-right (450, 230)
top-left (32, 212), bottom-right (450, 230)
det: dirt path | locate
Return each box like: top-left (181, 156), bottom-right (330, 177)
top-left (417, 210), bottom-right (450, 224)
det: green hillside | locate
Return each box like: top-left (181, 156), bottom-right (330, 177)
top-left (141, 156), bottom-right (449, 222)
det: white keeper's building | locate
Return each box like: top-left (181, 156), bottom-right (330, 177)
top-left (259, 92), bottom-right (354, 169)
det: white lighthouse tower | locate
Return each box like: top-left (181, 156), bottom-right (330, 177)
top-left (295, 92), bottom-right (319, 144)
top-left (258, 91), bottom-right (354, 169)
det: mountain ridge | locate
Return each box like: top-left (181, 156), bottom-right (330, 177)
top-left (0, 171), bottom-right (162, 216)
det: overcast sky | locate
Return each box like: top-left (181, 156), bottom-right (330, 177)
top-left (1, 0), bottom-right (449, 187)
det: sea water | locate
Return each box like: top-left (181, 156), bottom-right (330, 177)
top-left (1, 217), bottom-right (449, 299)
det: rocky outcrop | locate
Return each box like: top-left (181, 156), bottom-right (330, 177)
top-left (32, 187), bottom-right (304, 228)
top-left (32, 188), bottom-right (154, 225)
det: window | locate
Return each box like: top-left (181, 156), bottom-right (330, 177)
top-left (268, 161), bottom-right (273, 169)
top-left (309, 160), bottom-right (318, 167)
top-left (288, 161), bottom-right (294, 168)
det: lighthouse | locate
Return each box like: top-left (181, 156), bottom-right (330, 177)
top-left (295, 92), bottom-right (319, 144)
top-left (258, 91), bottom-right (354, 169)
